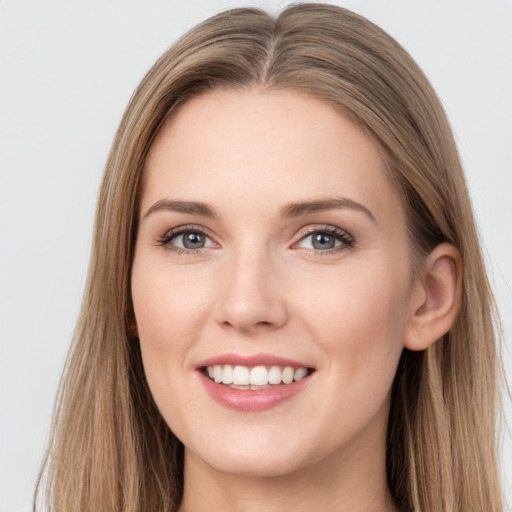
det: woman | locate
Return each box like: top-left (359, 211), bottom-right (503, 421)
top-left (34, 4), bottom-right (504, 511)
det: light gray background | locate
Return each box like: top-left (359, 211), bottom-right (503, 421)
top-left (1, 1), bottom-right (510, 510)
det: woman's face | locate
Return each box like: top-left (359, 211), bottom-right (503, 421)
top-left (131, 90), bottom-right (419, 477)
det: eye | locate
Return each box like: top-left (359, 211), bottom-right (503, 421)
top-left (295, 226), bottom-right (354, 253)
top-left (308, 232), bottom-right (339, 250)
top-left (174, 231), bottom-right (210, 249)
top-left (157, 226), bottom-right (216, 253)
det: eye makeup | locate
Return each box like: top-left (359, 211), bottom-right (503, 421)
top-left (293, 225), bottom-right (355, 256)
top-left (155, 224), bottom-right (217, 255)
top-left (154, 222), bottom-right (355, 258)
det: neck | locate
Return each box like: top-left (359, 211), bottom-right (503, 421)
top-left (178, 415), bottom-right (398, 512)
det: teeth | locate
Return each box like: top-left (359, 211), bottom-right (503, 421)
top-left (282, 366), bottom-right (294, 384)
top-left (214, 365), bottom-right (223, 383)
top-left (232, 365), bottom-right (250, 385)
top-left (268, 365), bottom-right (282, 385)
top-left (205, 364), bottom-right (310, 386)
top-left (222, 364), bottom-right (234, 385)
top-left (250, 366), bottom-right (268, 385)
top-left (294, 368), bottom-right (308, 381)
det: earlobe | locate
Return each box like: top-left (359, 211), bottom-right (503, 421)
top-left (404, 243), bottom-right (462, 351)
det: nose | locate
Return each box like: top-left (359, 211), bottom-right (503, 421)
top-left (215, 248), bottom-right (288, 334)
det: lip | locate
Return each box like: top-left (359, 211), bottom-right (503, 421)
top-left (195, 353), bottom-right (315, 412)
top-left (195, 352), bottom-right (313, 370)
top-left (198, 371), bottom-right (313, 412)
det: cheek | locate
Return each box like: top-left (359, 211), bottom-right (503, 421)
top-left (132, 260), bottom-right (212, 348)
top-left (131, 258), bottom-right (220, 435)
top-left (130, 258), bottom-right (216, 407)
top-left (286, 259), bottom-right (411, 449)
top-left (296, 258), bottom-right (411, 378)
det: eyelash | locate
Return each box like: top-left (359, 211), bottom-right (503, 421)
top-left (156, 225), bottom-right (212, 256)
top-left (155, 224), bottom-right (354, 256)
top-left (294, 225), bottom-right (354, 256)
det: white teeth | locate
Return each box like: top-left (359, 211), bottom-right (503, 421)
top-left (249, 366), bottom-right (268, 385)
top-left (233, 365), bottom-right (250, 385)
top-left (294, 368), bottom-right (308, 381)
top-left (282, 366), bottom-right (294, 384)
top-left (268, 365), bottom-right (282, 385)
top-left (206, 364), bottom-right (310, 386)
top-left (222, 364), bottom-right (233, 384)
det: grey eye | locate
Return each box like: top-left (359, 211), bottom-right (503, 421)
top-left (311, 233), bottom-right (339, 251)
top-left (180, 232), bottom-right (206, 249)
top-left (311, 233), bottom-right (337, 250)
top-left (161, 227), bottom-right (216, 252)
top-left (296, 229), bottom-right (349, 252)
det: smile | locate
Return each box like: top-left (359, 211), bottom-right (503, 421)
top-left (196, 355), bottom-right (315, 412)
top-left (204, 364), bottom-right (310, 389)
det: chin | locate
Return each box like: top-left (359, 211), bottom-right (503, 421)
top-left (193, 445), bottom-right (311, 479)
top-left (181, 424), bottom-right (325, 479)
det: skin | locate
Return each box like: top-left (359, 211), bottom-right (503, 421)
top-left (131, 89), bottom-right (460, 511)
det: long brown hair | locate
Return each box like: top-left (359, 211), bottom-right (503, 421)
top-left (34, 4), bottom-right (504, 511)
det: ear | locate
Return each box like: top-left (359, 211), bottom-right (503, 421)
top-left (404, 243), bottom-right (462, 351)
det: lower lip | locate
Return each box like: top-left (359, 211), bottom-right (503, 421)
top-left (198, 371), bottom-right (312, 412)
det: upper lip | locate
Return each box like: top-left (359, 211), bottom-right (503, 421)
top-left (195, 353), bottom-right (314, 370)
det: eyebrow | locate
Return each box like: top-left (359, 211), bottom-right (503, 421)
top-left (144, 199), bottom-right (218, 219)
top-left (280, 197), bottom-right (376, 223)
top-left (144, 196), bottom-right (376, 223)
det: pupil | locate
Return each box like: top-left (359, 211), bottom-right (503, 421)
top-left (313, 233), bottom-right (335, 250)
top-left (183, 232), bottom-right (205, 249)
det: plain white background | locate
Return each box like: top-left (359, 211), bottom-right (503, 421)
top-left (0, 1), bottom-right (510, 510)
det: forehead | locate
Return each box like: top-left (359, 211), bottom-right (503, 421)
top-left (142, 89), bottom-right (402, 223)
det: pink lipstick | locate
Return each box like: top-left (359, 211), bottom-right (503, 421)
top-left (196, 353), bottom-right (314, 412)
